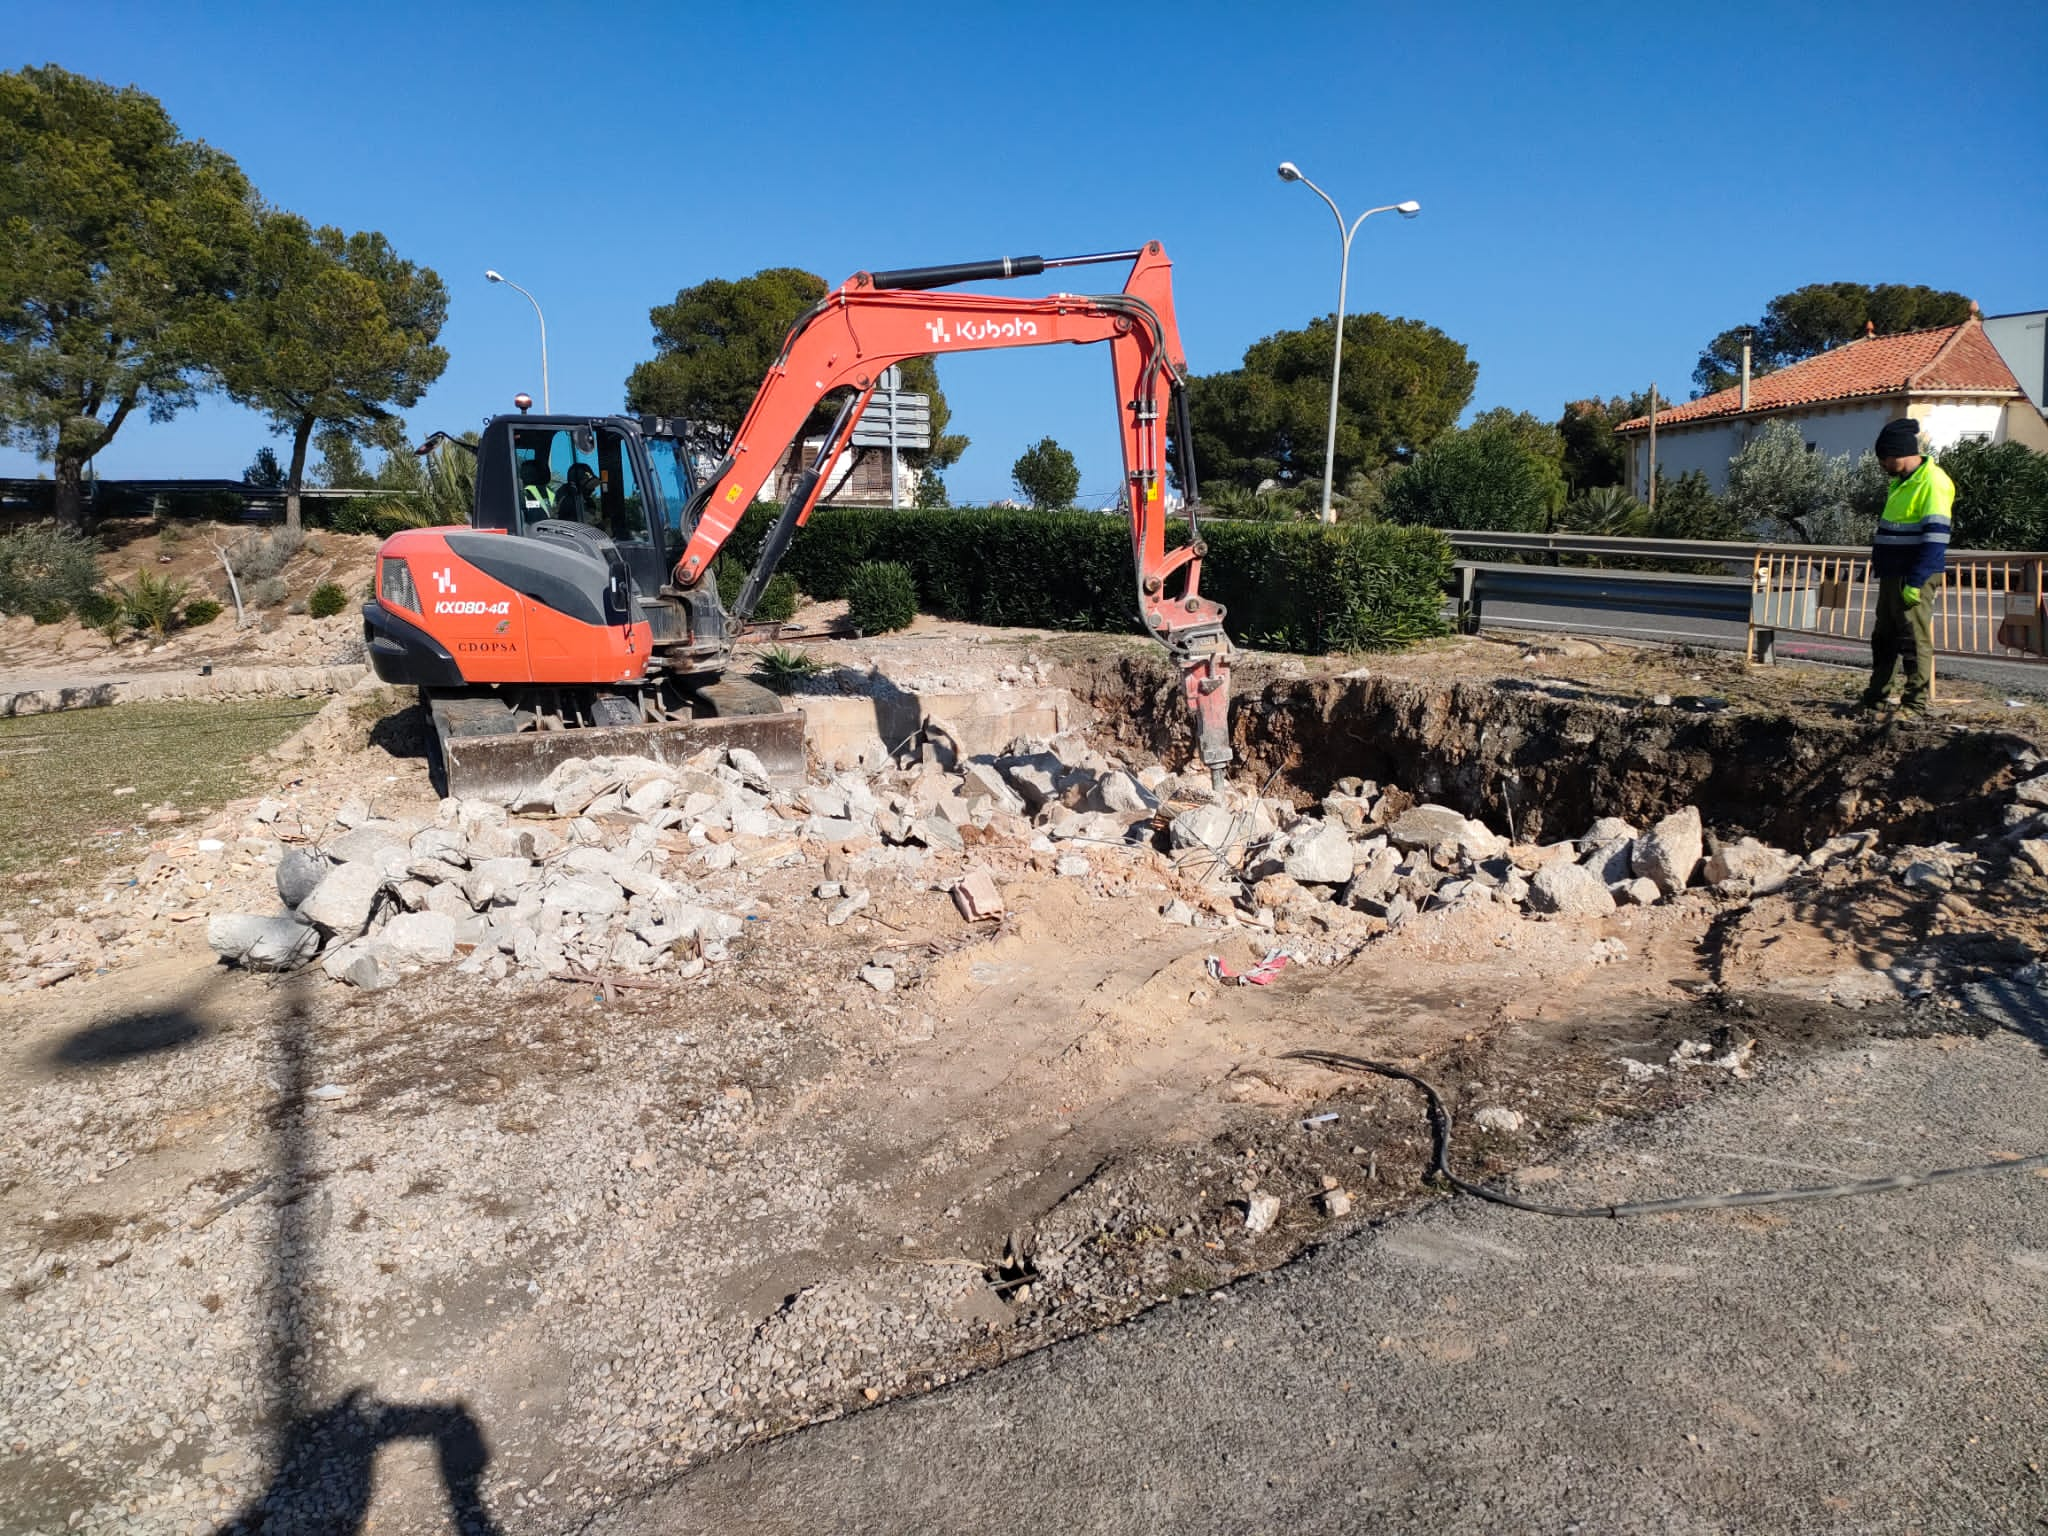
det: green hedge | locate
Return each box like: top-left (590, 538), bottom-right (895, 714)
top-left (720, 505), bottom-right (1452, 653)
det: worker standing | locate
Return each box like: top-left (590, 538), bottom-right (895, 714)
top-left (1859, 418), bottom-right (1954, 716)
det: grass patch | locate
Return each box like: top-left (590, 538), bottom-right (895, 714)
top-left (0, 698), bottom-right (326, 916)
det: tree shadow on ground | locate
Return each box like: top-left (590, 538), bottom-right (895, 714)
top-left (1716, 878), bottom-right (2048, 1063)
top-left (44, 974), bottom-right (231, 1069)
top-left (49, 1005), bottom-right (207, 1066)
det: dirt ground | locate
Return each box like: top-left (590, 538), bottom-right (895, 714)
top-left (0, 521), bottom-right (382, 692)
top-left (3, 609), bottom-right (2046, 1534)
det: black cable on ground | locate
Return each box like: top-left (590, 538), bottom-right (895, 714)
top-left (1285, 1049), bottom-right (2048, 1220)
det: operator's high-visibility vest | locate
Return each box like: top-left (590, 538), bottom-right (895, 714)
top-left (1871, 457), bottom-right (1954, 584)
top-left (524, 483), bottom-right (555, 513)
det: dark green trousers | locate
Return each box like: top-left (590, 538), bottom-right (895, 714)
top-left (1867, 574), bottom-right (1938, 705)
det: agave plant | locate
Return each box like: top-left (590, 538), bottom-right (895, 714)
top-left (1556, 485), bottom-right (1648, 536)
top-left (753, 644), bottom-right (822, 693)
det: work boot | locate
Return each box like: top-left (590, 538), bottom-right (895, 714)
top-left (1896, 694), bottom-right (1933, 718)
top-left (1850, 692), bottom-right (1892, 718)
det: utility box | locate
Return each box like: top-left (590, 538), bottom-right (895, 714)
top-left (1997, 610), bottom-right (2044, 655)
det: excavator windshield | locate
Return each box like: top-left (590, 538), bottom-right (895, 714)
top-left (509, 424), bottom-right (652, 544)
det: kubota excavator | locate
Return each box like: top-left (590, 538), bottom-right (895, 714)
top-left (362, 241), bottom-right (1234, 798)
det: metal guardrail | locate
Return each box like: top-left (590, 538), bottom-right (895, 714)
top-left (1455, 562), bottom-right (1756, 632)
top-left (1445, 530), bottom-right (1763, 565)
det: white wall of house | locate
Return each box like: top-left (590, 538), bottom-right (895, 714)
top-left (1626, 421), bottom-right (1740, 496)
top-left (1791, 401), bottom-right (1899, 461)
top-left (1911, 398), bottom-right (2011, 449)
top-left (1621, 396), bottom-right (2028, 497)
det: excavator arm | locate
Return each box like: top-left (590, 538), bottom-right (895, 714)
top-left (672, 241), bottom-right (1234, 783)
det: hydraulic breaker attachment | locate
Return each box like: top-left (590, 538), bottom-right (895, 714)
top-left (1178, 644), bottom-right (1234, 791)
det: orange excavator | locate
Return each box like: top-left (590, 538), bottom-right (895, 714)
top-left (362, 241), bottom-right (1234, 797)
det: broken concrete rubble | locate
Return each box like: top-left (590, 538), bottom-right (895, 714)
top-left (1632, 806), bottom-right (1704, 898)
top-left (1703, 837), bottom-right (1799, 896)
top-left (297, 861), bottom-right (386, 937)
top-left (1529, 860), bottom-right (1617, 917)
top-left (1283, 820), bottom-right (1355, 886)
top-left (207, 913), bottom-right (319, 970)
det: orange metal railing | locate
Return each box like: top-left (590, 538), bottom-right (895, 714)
top-left (1747, 547), bottom-right (2047, 670)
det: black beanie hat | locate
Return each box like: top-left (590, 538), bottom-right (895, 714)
top-left (1875, 418), bottom-right (1921, 458)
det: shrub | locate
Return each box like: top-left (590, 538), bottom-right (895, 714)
top-left (755, 572), bottom-right (801, 623)
top-left (1554, 485), bottom-right (1648, 536)
top-left (229, 527), bottom-right (305, 583)
top-left (183, 597), bottom-right (224, 627)
top-left (308, 581), bottom-right (350, 619)
top-left (30, 597), bottom-right (71, 624)
top-left (1381, 425), bottom-right (1555, 532)
top-left (718, 506), bottom-right (1453, 653)
top-left (712, 559), bottom-right (801, 622)
top-left (250, 576), bottom-right (290, 609)
top-left (75, 589), bottom-right (120, 631)
top-left (754, 644), bottom-right (821, 693)
top-left (326, 498), bottom-right (383, 535)
top-left (843, 560), bottom-right (918, 635)
top-left (1939, 438), bottom-right (2048, 550)
top-left (111, 569), bottom-right (191, 639)
top-left (1646, 469), bottom-right (1747, 543)
top-left (713, 555), bottom-right (745, 605)
top-left (0, 524), bottom-right (101, 618)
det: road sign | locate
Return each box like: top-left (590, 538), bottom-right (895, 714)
top-left (849, 390), bottom-right (932, 450)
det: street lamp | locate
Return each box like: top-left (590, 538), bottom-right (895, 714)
top-left (1276, 162), bottom-right (1420, 523)
top-left (485, 269), bottom-right (550, 413)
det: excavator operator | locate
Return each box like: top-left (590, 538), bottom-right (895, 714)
top-left (556, 462), bottom-right (603, 525)
top-left (519, 457), bottom-right (555, 516)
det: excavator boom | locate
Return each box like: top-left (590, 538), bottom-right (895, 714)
top-left (676, 241), bottom-right (1234, 781)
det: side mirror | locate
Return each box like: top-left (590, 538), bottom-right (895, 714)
top-left (573, 425), bottom-right (596, 455)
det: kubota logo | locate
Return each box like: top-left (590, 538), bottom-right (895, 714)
top-left (924, 317), bottom-right (1039, 345)
top-left (432, 567), bottom-right (456, 595)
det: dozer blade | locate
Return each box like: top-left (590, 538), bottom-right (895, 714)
top-left (427, 689), bottom-right (807, 803)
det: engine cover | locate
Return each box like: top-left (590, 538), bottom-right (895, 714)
top-left (365, 527), bottom-right (653, 688)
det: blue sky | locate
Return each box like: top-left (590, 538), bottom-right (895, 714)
top-left (6, 0), bottom-right (2045, 503)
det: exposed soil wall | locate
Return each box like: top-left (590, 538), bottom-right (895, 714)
top-left (1064, 654), bottom-right (2034, 850)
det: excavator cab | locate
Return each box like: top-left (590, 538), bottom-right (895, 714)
top-left (456, 412), bottom-right (731, 655)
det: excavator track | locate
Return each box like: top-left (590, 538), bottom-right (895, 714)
top-left (424, 679), bottom-right (806, 801)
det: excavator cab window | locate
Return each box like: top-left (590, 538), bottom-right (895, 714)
top-left (508, 425), bottom-right (651, 548)
top-left (642, 437), bottom-right (692, 545)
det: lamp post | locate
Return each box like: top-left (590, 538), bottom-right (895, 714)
top-left (1276, 162), bottom-right (1419, 523)
top-left (485, 269), bottom-right (550, 413)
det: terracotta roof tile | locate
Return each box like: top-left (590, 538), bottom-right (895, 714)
top-left (1618, 318), bottom-right (2022, 432)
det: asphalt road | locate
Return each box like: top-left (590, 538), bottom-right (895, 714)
top-left (593, 1021), bottom-right (2048, 1535)
top-left (1469, 592), bottom-right (2048, 698)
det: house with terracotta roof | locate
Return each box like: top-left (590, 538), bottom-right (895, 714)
top-left (1617, 306), bottom-right (2048, 497)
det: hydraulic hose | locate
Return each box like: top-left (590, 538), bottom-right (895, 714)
top-left (1284, 1049), bottom-right (2048, 1220)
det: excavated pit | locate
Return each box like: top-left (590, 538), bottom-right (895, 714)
top-left (1065, 653), bottom-right (2036, 851)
